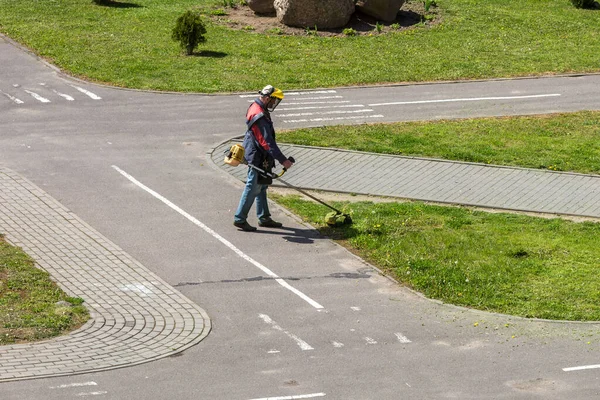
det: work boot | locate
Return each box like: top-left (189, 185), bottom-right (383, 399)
top-left (233, 221), bottom-right (257, 232)
top-left (258, 218), bottom-right (283, 228)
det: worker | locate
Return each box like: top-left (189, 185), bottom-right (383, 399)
top-left (233, 85), bottom-right (294, 232)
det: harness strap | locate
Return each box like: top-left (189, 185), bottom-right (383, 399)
top-left (246, 112), bottom-right (264, 129)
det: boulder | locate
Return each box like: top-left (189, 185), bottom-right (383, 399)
top-left (247, 0), bottom-right (275, 14)
top-left (274, 0), bottom-right (355, 29)
top-left (356, 0), bottom-right (405, 22)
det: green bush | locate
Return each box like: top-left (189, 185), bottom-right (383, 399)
top-left (172, 10), bottom-right (207, 55)
top-left (343, 28), bottom-right (357, 36)
top-left (571, 0), bottom-right (597, 8)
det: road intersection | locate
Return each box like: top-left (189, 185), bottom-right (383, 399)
top-left (1, 34), bottom-right (599, 399)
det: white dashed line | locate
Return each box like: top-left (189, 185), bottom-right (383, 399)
top-left (259, 314), bottom-right (314, 351)
top-left (350, 306), bottom-right (361, 311)
top-left (563, 364), bottom-right (600, 372)
top-left (368, 93), bottom-right (561, 107)
top-left (50, 382), bottom-right (98, 389)
top-left (365, 337), bottom-right (377, 345)
top-left (278, 104), bottom-right (365, 111)
top-left (331, 341), bottom-right (344, 348)
top-left (0, 90), bottom-right (24, 104)
top-left (39, 83), bottom-right (75, 101)
top-left (76, 391), bottom-right (108, 397)
top-left (283, 100), bottom-right (350, 105)
top-left (112, 166), bottom-right (324, 310)
top-left (71, 85), bottom-right (102, 100)
top-left (279, 109), bottom-right (374, 117)
top-left (395, 332), bottom-right (412, 344)
top-left (240, 90), bottom-right (336, 98)
top-left (24, 90), bottom-right (50, 103)
top-left (283, 115), bottom-right (384, 123)
top-left (248, 392), bottom-right (326, 400)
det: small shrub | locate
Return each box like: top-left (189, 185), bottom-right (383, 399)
top-left (305, 25), bottom-right (318, 36)
top-left (172, 10), bottom-right (207, 55)
top-left (570, 0), bottom-right (597, 8)
top-left (391, 23), bottom-right (401, 30)
top-left (343, 28), bottom-right (357, 36)
top-left (210, 9), bottom-right (228, 16)
top-left (425, 0), bottom-right (437, 12)
top-left (266, 27), bottom-right (283, 35)
top-left (242, 25), bottom-right (255, 30)
top-left (375, 21), bottom-right (383, 33)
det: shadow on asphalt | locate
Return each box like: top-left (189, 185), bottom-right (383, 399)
top-left (238, 225), bottom-right (361, 244)
top-left (247, 227), bottom-right (321, 244)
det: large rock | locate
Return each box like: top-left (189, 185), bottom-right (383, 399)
top-left (247, 0), bottom-right (275, 14)
top-left (274, 0), bottom-right (355, 29)
top-left (356, 0), bottom-right (405, 22)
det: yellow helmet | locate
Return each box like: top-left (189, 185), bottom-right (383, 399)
top-left (259, 85), bottom-right (284, 111)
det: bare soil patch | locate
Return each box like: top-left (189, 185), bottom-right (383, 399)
top-left (211, 1), bottom-right (438, 37)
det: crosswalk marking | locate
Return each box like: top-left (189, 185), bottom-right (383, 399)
top-left (24, 90), bottom-right (50, 103)
top-left (70, 85), bottom-right (102, 100)
top-left (259, 314), bottom-right (314, 351)
top-left (395, 332), bottom-right (412, 344)
top-left (0, 90), bottom-right (24, 104)
top-left (1, 83), bottom-right (103, 105)
top-left (39, 83), bottom-right (75, 101)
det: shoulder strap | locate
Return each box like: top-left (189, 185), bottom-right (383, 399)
top-left (246, 112), bottom-right (264, 129)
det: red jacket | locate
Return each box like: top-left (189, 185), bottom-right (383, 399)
top-left (243, 99), bottom-right (287, 166)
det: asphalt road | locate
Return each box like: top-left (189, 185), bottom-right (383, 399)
top-left (1, 35), bottom-right (600, 400)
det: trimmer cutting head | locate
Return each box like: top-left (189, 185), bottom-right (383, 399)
top-left (325, 211), bottom-right (353, 227)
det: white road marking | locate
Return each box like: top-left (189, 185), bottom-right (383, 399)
top-left (39, 83), bottom-right (75, 101)
top-left (268, 349), bottom-right (281, 354)
top-left (365, 337), bottom-right (377, 345)
top-left (50, 382), bottom-right (98, 389)
top-left (76, 391), bottom-right (108, 397)
top-left (283, 115), bottom-right (384, 123)
top-left (259, 314), bottom-right (314, 351)
top-left (112, 166), bottom-right (324, 310)
top-left (247, 96), bottom-right (344, 103)
top-left (71, 85), bottom-right (102, 100)
top-left (248, 392), bottom-right (326, 400)
top-left (331, 341), bottom-right (344, 348)
top-left (279, 109), bottom-right (374, 117)
top-left (278, 104), bottom-right (365, 111)
top-left (368, 93), bottom-right (561, 107)
top-left (240, 90), bottom-right (336, 98)
top-left (0, 90), bottom-right (24, 104)
top-left (283, 100), bottom-right (350, 105)
top-left (24, 90), bottom-right (50, 103)
top-left (395, 332), bottom-right (412, 344)
top-left (350, 306), bottom-right (361, 311)
top-left (563, 364), bottom-right (600, 372)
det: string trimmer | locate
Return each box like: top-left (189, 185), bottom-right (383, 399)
top-left (224, 143), bottom-right (352, 226)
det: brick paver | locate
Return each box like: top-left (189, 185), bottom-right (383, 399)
top-left (213, 141), bottom-right (600, 218)
top-left (0, 168), bottom-right (211, 382)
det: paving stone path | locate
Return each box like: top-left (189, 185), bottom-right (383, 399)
top-left (0, 168), bottom-right (211, 382)
top-left (213, 141), bottom-right (600, 219)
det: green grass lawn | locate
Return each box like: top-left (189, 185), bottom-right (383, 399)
top-left (273, 196), bottom-right (600, 321)
top-left (0, 236), bottom-right (89, 344)
top-left (280, 111), bottom-right (600, 175)
top-left (1, 0), bottom-right (599, 92)
top-left (2, 0), bottom-right (599, 323)
top-left (276, 111), bottom-right (600, 321)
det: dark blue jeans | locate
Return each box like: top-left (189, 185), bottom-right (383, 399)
top-left (234, 168), bottom-right (271, 223)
